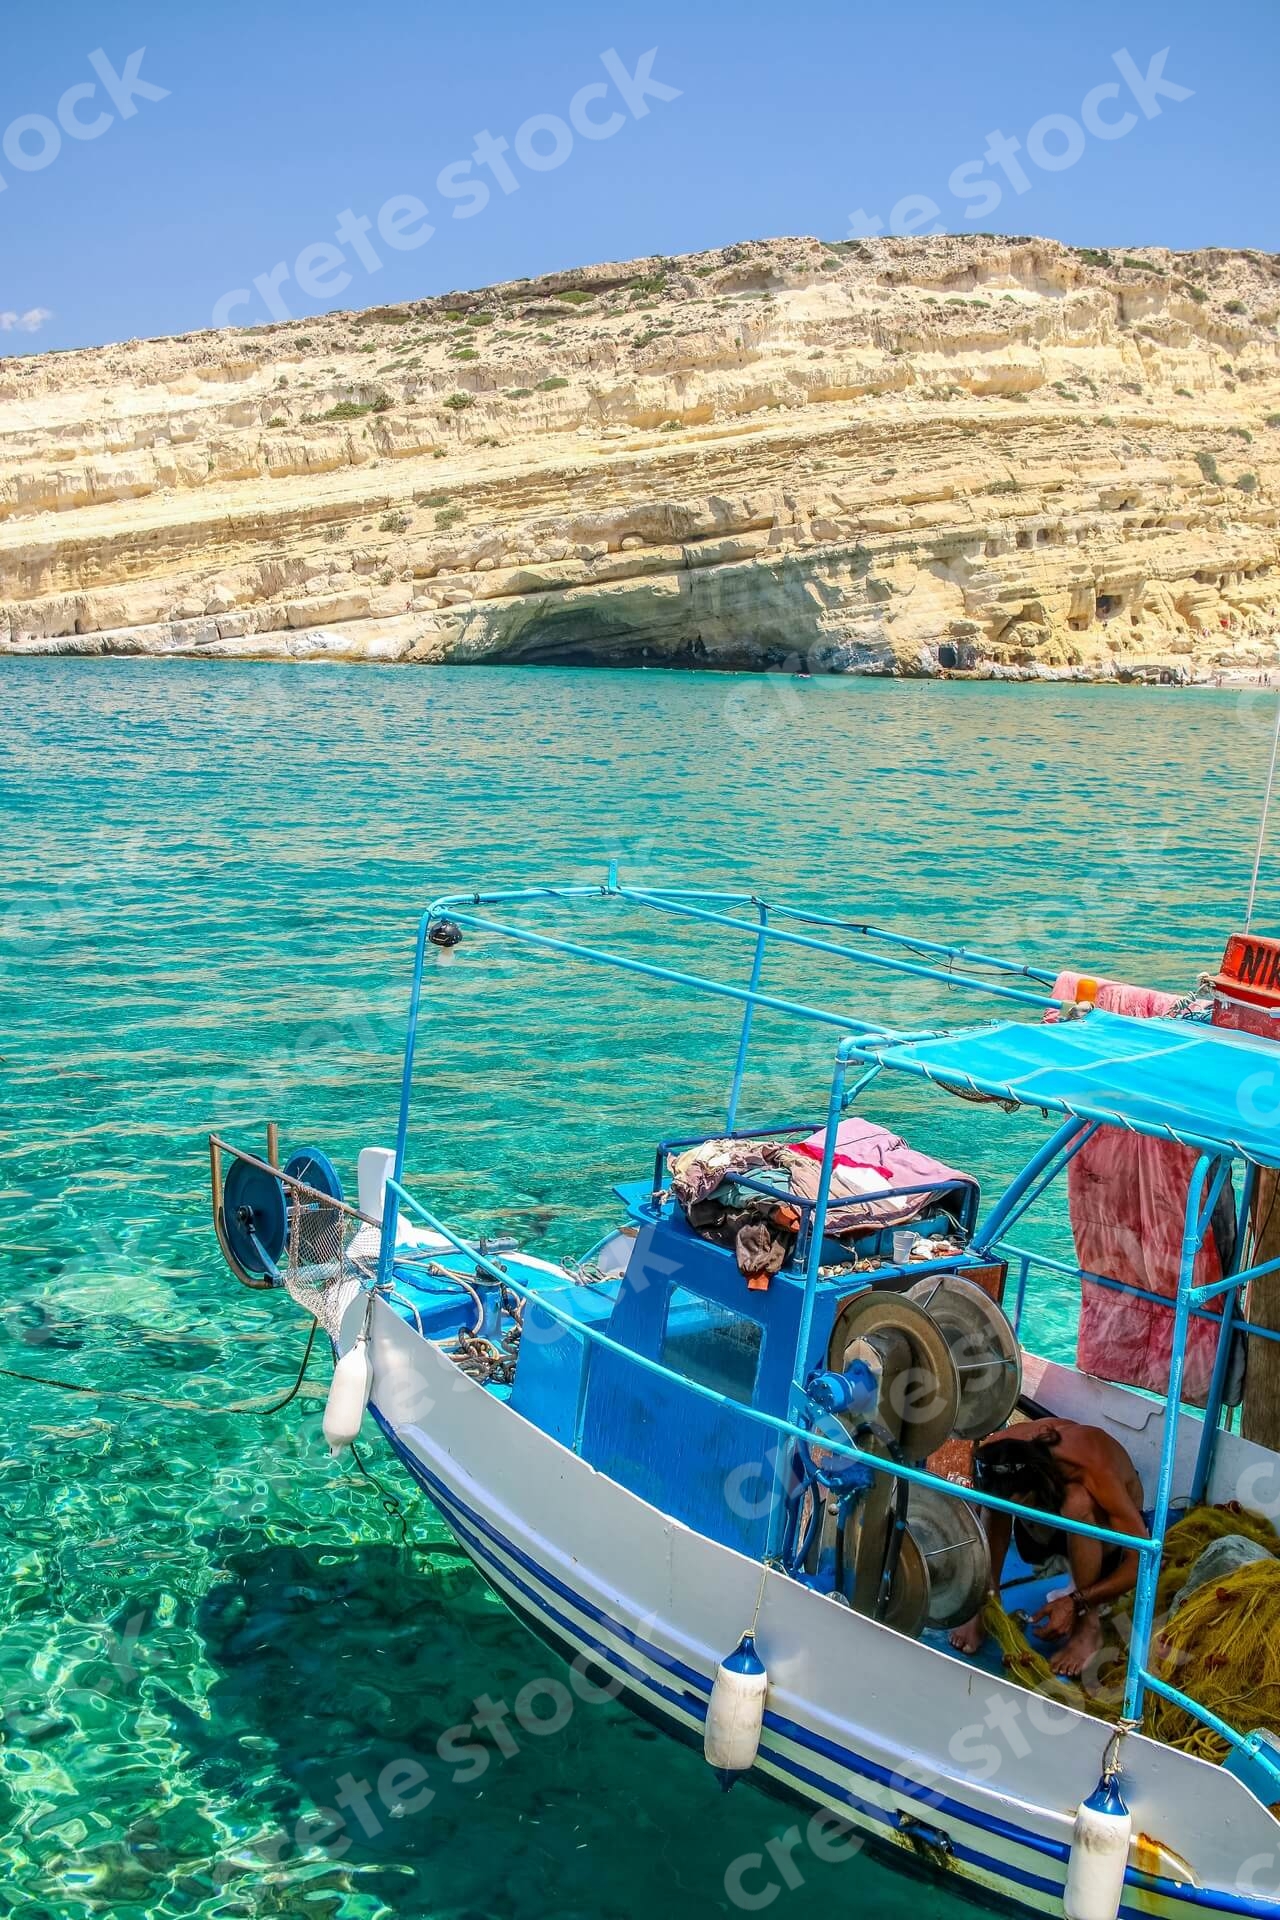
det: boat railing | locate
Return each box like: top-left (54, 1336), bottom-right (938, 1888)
top-left (998, 1238), bottom-right (1280, 1351)
top-left (382, 1171), bottom-right (1280, 1788)
top-left (374, 876), bottom-right (1278, 1785)
top-left (426, 873), bottom-right (1064, 1011)
top-left (1137, 1670), bottom-right (1280, 1791)
top-left (383, 1174), bottom-right (1153, 1558)
top-left (384, 876), bottom-right (1062, 1358)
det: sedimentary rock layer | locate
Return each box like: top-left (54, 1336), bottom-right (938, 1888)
top-left (4, 233), bottom-right (1280, 677)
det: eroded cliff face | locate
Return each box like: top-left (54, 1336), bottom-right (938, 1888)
top-left (4, 232), bottom-right (1280, 679)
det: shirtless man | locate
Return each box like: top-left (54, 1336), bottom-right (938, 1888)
top-left (949, 1419), bottom-right (1148, 1678)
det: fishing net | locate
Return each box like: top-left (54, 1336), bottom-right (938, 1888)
top-left (282, 1182), bottom-right (375, 1339)
top-left (982, 1504), bottom-right (1280, 1764)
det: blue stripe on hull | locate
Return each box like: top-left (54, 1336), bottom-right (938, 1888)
top-left (389, 1439), bottom-right (1066, 1907)
top-left (484, 1557), bottom-right (1040, 1920)
top-left (371, 1407), bottom-right (1280, 1919)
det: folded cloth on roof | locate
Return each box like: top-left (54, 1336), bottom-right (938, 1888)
top-left (1049, 971), bottom-right (1234, 1406)
top-left (736, 1202), bottom-right (802, 1291)
top-left (668, 1139), bottom-right (801, 1284)
top-left (667, 1137), bottom-right (791, 1209)
top-left (790, 1116), bottom-right (974, 1235)
top-left (682, 1188), bottom-right (800, 1286)
top-left (783, 1150), bottom-right (900, 1230)
top-left (669, 1122), bottom-right (973, 1266)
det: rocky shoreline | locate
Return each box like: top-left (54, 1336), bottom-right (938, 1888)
top-left (3, 232), bottom-right (1279, 680)
top-left (12, 622), bottom-right (1275, 690)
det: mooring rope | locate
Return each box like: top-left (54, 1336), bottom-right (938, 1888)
top-left (0, 1318), bottom-right (320, 1416)
top-left (349, 1437), bottom-right (415, 1545)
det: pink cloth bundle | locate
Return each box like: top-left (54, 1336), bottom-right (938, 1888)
top-left (1051, 972), bottom-right (1229, 1405)
top-left (796, 1117), bottom-right (976, 1234)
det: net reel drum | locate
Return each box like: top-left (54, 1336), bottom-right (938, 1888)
top-left (810, 1276), bottom-right (1019, 1635)
top-left (210, 1132), bottom-right (347, 1290)
top-left (905, 1272), bottom-right (1022, 1440)
top-left (816, 1292), bottom-right (962, 1633)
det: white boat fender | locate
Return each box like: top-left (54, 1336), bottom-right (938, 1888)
top-left (323, 1313), bottom-right (375, 1455)
top-left (703, 1631), bottom-right (768, 1790)
top-left (1064, 1740), bottom-right (1132, 1920)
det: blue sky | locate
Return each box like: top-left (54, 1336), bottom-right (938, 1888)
top-left (2, 0), bottom-right (1276, 354)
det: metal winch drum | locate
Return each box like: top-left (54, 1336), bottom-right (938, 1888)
top-left (905, 1483), bottom-right (992, 1628)
top-left (826, 1290), bottom-right (962, 1459)
top-left (905, 1272), bottom-right (1022, 1439)
top-left (820, 1277), bottom-right (1019, 1634)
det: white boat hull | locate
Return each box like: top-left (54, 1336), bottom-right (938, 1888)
top-left (354, 1292), bottom-right (1280, 1918)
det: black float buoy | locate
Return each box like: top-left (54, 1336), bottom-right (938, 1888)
top-left (429, 918), bottom-right (464, 951)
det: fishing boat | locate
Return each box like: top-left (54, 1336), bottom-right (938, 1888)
top-left (208, 869), bottom-right (1280, 1919)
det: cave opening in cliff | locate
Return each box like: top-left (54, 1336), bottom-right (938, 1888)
top-left (491, 609), bottom-right (707, 668)
top-left (489, 607), bottom-right (801, 672)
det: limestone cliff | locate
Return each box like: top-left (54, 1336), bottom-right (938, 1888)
top-left (4, 232), bottom-right (1280, 679)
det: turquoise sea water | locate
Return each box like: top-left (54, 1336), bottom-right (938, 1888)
top-left (3, 659), bottom-right (1278, 1920)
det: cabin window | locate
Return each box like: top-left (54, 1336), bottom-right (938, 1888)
top-left (660, 1287), bottom-right (763, 1405)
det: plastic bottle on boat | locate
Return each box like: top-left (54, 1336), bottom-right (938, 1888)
top-left (703, 1632), bottom-right (768, 1788)
top-left (1064, 1767), bottom-right (1132, 1920)
top-left (323, 1332), bottom-right (374, 1454)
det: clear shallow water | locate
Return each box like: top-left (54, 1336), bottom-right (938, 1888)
top-left (2, 659), bottom-right (1278, 1919)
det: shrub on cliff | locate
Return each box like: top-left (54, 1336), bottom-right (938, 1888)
top-left (321, 390), bottom-right (392, 421)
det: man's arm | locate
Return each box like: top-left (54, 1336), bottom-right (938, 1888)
top-left (1075, 1466), bottom-right (1148, 1608)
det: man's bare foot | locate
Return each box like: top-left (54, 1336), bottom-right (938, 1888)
top-left (1050, 1608), bottom-right (1103, 1678)
top-left (950, 1616), bottom-right (984, 1656)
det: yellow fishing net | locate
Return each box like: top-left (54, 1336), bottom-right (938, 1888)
top-left (981, 1504), bottom-right (1280, 1762)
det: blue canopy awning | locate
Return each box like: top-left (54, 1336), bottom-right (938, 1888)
top-left (855, 1010), bottom-right (1280, 1165)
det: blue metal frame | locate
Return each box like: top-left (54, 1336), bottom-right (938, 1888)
top-left (726, 900), bottom-right (768, 1129)
top-left (376, 867), bottom-right (1276, 1772)
top-left (976, 1118), bottom-right (1102, 1250)
top-left (1123, 1153), bottom-right (1215, 1724)
top-left (616, 885), bottom-right (1062, 1013)
top-left (386, 1177), bottom-right (1156, 1568)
